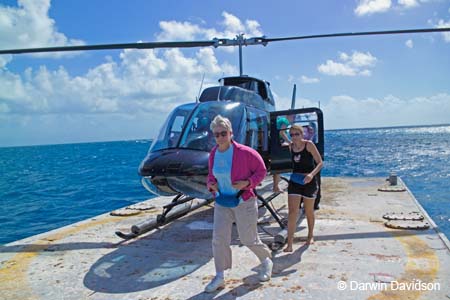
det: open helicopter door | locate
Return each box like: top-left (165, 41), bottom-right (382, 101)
top-left (269, 108), bottom-right (324, 207)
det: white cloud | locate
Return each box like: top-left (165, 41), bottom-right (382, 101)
top-left (287, 75), bottom-right (320, 84)
top-left (359, 69), bottom-right (372, 76)
top-left (245, 20), bottom-right (263, 37)
top-left (349, 51), bottom-right (377, 67)
top-left (0, 9), bottom-right (257, 121)
top-left (0, 0), bottom-right (85, 58)
top-left (339, 52), bottom-right (350, 61)
top-left (354, 0), bottom-right (392, 16)
top-left (354, 0), bottom-right (436, 16)
top-left (273, 92), bottom-right (319, 111)
top-left (322, 93), bottom-right (450, 129)
top-left (0, 112), bottom-right (168, 146)
top-left (405, 39), bottom-right (414, 48)
top-left (318, 60), bottom-right (356, 76)
top-left (436, 19), bottom-right (450, 42)
top-left (156, 11), bottom-right (262, 41)
top-left (398, 0), bottom-right (419, 8)
top-left (0, 55), bottom-right (12, 68)
top-left (156, 21), bottom-right (209, 41)
top-left (0, 12), bottom-right (245, 118)
top-left (223, 12), bottom-right (263, 37)
top-left (0, 46), bottom-right (237, 116)
top-left (155, 12), bottom-right (263, 55)
top-left (300, 75), bottom-right (319, 84)
top-left (318, 51), bottom-right (377, 76)
top-left (222, 12), bottom-right (245, 34)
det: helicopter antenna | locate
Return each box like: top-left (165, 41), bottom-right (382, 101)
top-left (196, 73), bottom-right (205, 103)
top-left (217, 76), bottom-right (224, 101)
top-left (291, 84), bottom-right (297, 109)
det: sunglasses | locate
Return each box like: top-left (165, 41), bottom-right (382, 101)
top-left (213, 131), bottom-right (228, 138)
top-left (290, 132), bottom-right (302, 137)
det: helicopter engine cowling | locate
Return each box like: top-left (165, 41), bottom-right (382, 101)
top-left (138, 149), bottom-right (211, 199)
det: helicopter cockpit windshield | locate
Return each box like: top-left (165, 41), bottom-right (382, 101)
top-left (179, 102), bottom-right (245, 151)
top-left (149, 103), bottom-right (196, 152)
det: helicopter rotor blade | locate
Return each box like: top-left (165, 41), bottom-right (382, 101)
top-left (0, 40), bottom-right (218, 55)
top-left (263, 27), bottom-right (450, 43)
top-left (0, 27), bottom-right (449, 55)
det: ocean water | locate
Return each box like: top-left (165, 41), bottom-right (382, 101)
top-left (0, 141), bottom-right (151, 245)
top-left (324, 125), bottom-right (450, 238)
top-left (0, 125), bottom-right (449, 244)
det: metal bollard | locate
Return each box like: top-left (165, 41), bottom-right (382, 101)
top-left (389, 172), bottom-right (397, 186)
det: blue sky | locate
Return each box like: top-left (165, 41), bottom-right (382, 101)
top-left (0, 0), bottom-right (449, 146)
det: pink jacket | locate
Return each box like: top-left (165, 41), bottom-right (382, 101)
top-left (207, 140), bottom-right (267, 201)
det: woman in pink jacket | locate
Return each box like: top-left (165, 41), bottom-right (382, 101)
top-left (204, 115), bottom-right (273, 293)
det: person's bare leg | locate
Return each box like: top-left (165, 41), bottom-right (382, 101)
top-left (303, 197), bottom-right (315, 245)
top-left (273, 174), bottom-right (281, 192)
top-left (283, 195), bottom-right (301, 252)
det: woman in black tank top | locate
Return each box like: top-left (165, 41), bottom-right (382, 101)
top-left (291, 144), bottom-right (315, 174)
top-left (284, 124), bottom-right (323, 253)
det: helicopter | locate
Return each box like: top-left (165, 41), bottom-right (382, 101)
top-left (133, 71), bottom-right (325, 240)
top-left (2, 27), bottom-right (449, 241)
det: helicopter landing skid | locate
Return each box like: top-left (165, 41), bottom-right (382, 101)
top-left (115, 231), bottom-right (138, 240)
top-left (255, 190), bottom-right (291, 251)
top-left (256, 191), bottom-right (286, 229)
top-left (115, 194), bottom-right (212, 240)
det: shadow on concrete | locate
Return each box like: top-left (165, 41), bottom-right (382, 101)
top-left (184, 274), bottom-right (263, 300)
top-left (83, 207), bottom-right (215, 293)
top-left (82, 197), bottom-right (285, 294)
top-left (311, 229), bottom-right (430, 242)
top-left (272, 243), bottom-right (309, 277)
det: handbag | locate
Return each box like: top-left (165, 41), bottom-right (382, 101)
top-left (290, 173), bottom-right (306, 185)
top-left (215, 190), bottom-right (245, 207)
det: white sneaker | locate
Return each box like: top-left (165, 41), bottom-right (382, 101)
top-left (204, 276), bottom-right (225, 293)
top-left (258, 258), bottom-right (273, 282)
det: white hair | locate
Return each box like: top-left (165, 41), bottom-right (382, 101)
top-left (210, 115), bottom-right (232, 132)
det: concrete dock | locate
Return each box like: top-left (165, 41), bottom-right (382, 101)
top-left (1, 177), bottom-right (449, 300)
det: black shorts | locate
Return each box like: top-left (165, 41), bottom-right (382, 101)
top-left (287, 176), bottom-right (318, 199)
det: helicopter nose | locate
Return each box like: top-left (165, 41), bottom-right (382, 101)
top-left (139, 149), bottom-right (209, 177)
top-left (138, 149), bottom-right (211, 198)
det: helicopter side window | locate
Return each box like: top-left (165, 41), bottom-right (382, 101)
top-left (238, 81), bottom-right (251, 90)
top-left (246, 107), bottom-right (268, 153)
top-left (289, 115), bottom-right (319, 144)
top-left (249, 81), bottom-right (258, 93)
top-left (258, 82), bottom-right (268, 100)
top-left (276, 115), bottom-right (293, 146)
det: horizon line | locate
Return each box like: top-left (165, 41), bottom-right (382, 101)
top-left (1, 122), bottom-right (450, 149)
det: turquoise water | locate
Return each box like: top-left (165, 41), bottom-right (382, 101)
top-left (0, 125), bottom-right (449, 244)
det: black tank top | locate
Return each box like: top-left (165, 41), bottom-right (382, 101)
top-left (291, 142), bottom-right (315, 173)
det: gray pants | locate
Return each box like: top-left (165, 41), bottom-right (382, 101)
top-left (212, 198), bottom-right (272, 272)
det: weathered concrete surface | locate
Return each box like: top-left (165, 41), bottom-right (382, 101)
top-left (1, 177), bottom-right (449, 300)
